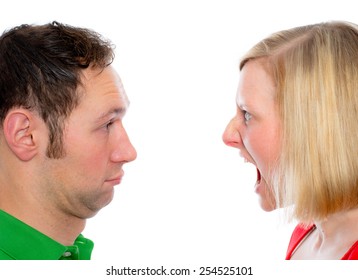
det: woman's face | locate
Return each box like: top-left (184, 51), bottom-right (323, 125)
top-left (222, 59), bottom-right (281, 211)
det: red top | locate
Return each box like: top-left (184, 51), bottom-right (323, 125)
top-left (286, 224), bottom-right (358, 260)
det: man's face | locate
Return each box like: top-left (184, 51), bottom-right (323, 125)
top-left (41, 66), bottom-right (137, 218)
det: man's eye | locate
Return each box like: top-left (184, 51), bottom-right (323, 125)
top-left (243, 111), bottom-right (252, 122)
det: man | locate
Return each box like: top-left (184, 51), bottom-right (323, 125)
top-left (0, 22), bottom-right (137, 260)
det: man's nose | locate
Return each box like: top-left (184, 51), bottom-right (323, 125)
top-left (111, 127), bottom-right (137, 163)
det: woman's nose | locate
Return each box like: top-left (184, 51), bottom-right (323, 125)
top-left (222, 118), bottom-right (243, 149)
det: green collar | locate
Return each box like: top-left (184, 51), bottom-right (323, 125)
top-left (0, 210), bottom-right (94, 260)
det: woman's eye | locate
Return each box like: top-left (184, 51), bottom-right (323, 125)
top-left (106, 120), bottom-right (114, 129)
top-left (243, 111), bottom-right (252, 122)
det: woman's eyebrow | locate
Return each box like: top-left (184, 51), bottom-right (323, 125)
top-left (236, 100), bottom-right (250, 111)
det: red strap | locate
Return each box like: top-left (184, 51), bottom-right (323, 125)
top-left (285, 224), bottom-right (315, 260)
top-left (342, 241), bottom-right (358, 260)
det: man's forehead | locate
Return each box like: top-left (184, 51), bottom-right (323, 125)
top-left (79, 65), bottom-right (127, 95)
top-left (81, 65), bottom-right (122, 85)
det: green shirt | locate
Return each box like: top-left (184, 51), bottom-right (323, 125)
top-left (0, 210), bottom-right (94, 260)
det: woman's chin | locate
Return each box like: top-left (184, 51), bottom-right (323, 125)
top-left (258, 198), bottom-right (276, 212)
top-left (255, 177), bottom-right (276, 212)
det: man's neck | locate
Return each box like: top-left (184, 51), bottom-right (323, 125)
top-left (0, 192), bottom-right (86, 246)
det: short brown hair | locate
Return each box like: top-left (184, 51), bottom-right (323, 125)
top-left (0, 21), bottom-right (114, 158)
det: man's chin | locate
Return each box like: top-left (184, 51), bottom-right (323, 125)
top-left (81, 194), bottom-right (114, 218)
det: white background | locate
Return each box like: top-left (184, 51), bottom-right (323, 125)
top-left (1, 0), bottom-right (358, 278)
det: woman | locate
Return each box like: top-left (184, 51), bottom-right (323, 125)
top-left (223, 21), bottom-right (358, 259)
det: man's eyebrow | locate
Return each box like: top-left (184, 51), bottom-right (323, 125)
top-left (96, 107), bottom-right (127, 122)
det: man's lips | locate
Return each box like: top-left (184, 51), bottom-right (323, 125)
top-left (105, 172), bottom-right (124, 185)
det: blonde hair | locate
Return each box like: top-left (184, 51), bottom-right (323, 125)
top-left (240, 21), bottom-right (358, 223)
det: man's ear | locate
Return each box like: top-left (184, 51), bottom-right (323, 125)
top-left (3, 109), bottom-right (40, 161)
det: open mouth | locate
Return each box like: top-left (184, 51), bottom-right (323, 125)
top-left (256, 168), bottom-right (262, 184)
top-left (253, 168), bottom-right (263, 194)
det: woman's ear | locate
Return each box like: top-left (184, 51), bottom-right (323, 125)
top-left (3, 109), bottom-right (39, 161)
